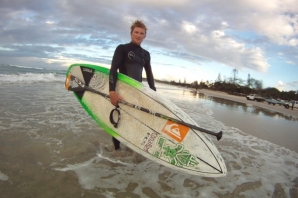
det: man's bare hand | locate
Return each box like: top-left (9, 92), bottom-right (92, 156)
top-left (109, 91), bottom-right (124, 106)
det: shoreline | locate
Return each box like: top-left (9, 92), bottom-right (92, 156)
top-left (197, 89), bottom-right (298, 119)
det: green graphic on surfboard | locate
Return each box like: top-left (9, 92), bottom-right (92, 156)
top-left (154, 137), bottom-right (199, 167)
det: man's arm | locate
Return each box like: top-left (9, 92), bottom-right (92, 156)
top-left (109, 45), bottom-right (125, 91)
top-left (144, 52), bottom-right (156, 91)
top-left (109, 45), bottom-right (125, 105)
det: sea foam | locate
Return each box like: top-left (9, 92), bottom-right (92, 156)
top-left (0, 73), bottom-right (64, 84)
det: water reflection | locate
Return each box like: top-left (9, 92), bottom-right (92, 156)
top-left (158, 85), bottom-right (298, 122)
top-left (197, 93), bottom-right (298, 122)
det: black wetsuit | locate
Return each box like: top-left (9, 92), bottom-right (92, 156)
top-left (109, 42), bottom-right (156, 150)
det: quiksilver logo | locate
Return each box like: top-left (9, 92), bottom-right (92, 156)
top-left (163, 124), bottom-right (181, 138)
top-left (162, 121), bottom-right (189, 142)
top-left (128, 51), bottom-right (135, 59)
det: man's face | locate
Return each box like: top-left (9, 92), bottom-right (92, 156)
top-left (131, 27), bottom-right (146, 45)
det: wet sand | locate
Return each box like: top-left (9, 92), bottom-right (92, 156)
top-left (198, 89), bottom-right (298, 118)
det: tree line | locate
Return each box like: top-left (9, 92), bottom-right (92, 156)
top-left (155, 68), bottom-right (298, 101)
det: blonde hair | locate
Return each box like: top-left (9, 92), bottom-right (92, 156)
top-left (130, 20), bottom-right (147, 34)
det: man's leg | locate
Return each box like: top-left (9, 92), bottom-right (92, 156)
top-left (112, 137), bottom-right (121, 150)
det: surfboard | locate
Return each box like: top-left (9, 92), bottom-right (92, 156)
top-left (65, 63), bottom-right (227, 177)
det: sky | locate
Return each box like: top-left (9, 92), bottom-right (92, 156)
top-left (0, 0), bottom-right (297, 91)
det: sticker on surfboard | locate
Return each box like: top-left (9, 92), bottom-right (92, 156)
top-left (162, 120), bottom-right (189, 142)
top-left (154, 136), bottom-right (199, 167)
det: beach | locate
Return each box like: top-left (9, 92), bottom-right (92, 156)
top-left (198, 89), bottom-right (298, 119)
top-left (0, 65), bottom-right (298, 197)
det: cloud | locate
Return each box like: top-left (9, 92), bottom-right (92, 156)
top-left (182, 21), bottom-right (197, 34)
top-left (251, 14), bottom-right (298, 46)
top-left (0, 0), bottom-right (297, 79)
top-left (276, 80), bottom-right (298, 92)
top-left (286, 81), bottom-right (298, 89)
top-left (275, 80), bottom-right (285, 91)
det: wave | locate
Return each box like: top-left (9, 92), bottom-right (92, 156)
top-left (0, 73), bottom-right (65, 84)
top-left (0, 64), bottom-right (44, 70)
top-left (0, 64), bottom-right (67, 75)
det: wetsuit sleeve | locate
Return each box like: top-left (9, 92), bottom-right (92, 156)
top-left (109, 45), bottom-right (125, 91)
top-left (144, 52), bottom-right (156, 91)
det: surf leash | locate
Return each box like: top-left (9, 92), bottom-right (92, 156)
top-left (65, 75), bottom-right (223, 141)
top-left (109, 105), bottom-right (121, 128)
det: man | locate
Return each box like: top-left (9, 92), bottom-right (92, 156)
top-left (291, 100), bottom-right (295, 110)
top-left (109, 20), bottom-right (156, 150)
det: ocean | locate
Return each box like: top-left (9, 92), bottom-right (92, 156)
top-left (0, 64), bottom-right (297, 197)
